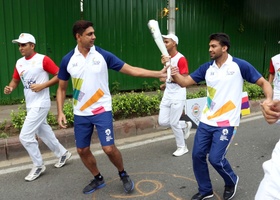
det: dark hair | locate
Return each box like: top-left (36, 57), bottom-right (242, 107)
top-left (72, 20), bottom-right (93, 40)
top-left (209, 33), bottom-right (231, 52)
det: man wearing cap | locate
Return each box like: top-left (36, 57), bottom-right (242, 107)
top-left (158, 33), bottom-right (192, 157)
top-left (4, 33), bottom-right (71, 181)
top-left (255, 49), bottom-right (280, 199)
top-left (268, 51), bottom-right (280, 124)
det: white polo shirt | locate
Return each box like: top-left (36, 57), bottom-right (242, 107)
top-left (191, 54), bottom-right (262, 127)
top-left (58, 45), bottom-right (124, 116)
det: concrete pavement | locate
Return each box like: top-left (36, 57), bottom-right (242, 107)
top-left (0, 113), bottom-right (273, 200)
top-left (0, 96), bottom-right (264, 162)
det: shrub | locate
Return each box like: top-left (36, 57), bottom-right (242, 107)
top-left (243, 81), bottom-right (264, 100)
top-left (187, 88), bottom-right (207, 99)
top-left (63, 99), bottom-right (74, 126)
top-left (5, 83), bottom-right (265, 137)
top-left (0, 120), bottom-right (9, 139)
top-left (10, 99), bottom-right (74, 131)
top-left (112, 90), bottom-right (163, 120)
top-left (10, 100), bottom-right (27, 130)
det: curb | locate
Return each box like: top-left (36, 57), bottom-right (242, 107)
top-left (0, 99), bottom-right (263, 162)
top-left (0, 115), bottom-right (162, 161)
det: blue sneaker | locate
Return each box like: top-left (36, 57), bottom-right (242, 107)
top-left (83, 178), bottom-right (106, 194)
top-left (120, 172), bottom-right (134, 193)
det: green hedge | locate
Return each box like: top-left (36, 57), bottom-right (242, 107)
top-left (0, 82), bottom-right (265, 138)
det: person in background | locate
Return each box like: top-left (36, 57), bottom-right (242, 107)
top-left (268, 50), bottom-right (280, 124)
top-left (4, 33), bottom-right (71, 182)
top-left (158, 33), bottom-right (192, 157)
top-left (56, 20), bottom-right (166, 195)
top-left (163, 33), bottom-right (273, 200)
top-left (255, 50), bottom-right (280, 199)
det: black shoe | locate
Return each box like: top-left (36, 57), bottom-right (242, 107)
top-left (223, 176), bottom-right (239, 200)
top-left (83, 178), bottom-right (106, 194)
top-left (120, 172), bottom-right (134, 193)
top-left (191, 192), bottom-right (214, 200)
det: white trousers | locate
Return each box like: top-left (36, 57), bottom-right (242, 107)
top-left (158, 98), bottom-right (186, 147)
top-left (255, 139), bottom-right (280, 200)
top-left (19, 107), bottom-right (67, 167)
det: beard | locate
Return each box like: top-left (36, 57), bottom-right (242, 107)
top-left (210, 52), bottom-right (222, 60)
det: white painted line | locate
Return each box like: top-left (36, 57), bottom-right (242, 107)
top-left (0, 112), bottom-right (264, 175)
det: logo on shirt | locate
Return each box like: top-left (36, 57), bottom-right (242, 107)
top-left (19, 71), bottom-right (36, 89)
top-left (276, 69), bottom-right (280, 82)
top-left (72, 63), bottom-right (78, 67)
top-left (226, 68), bottom-right (235, 75)
top-left (92, 58), bottom-right (100, 65)
top-left (220, 128), bottom-right (229, 141)
top-left (105, 129), bottom-right (113, 142)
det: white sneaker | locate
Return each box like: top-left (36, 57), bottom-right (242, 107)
top-left (173, 147), bottom-right (188, 157)
top-left (25, 165), bottom-right (46, 181)
top-left (54, 151), bottom-right (72, 168)
top-left (183, 121), bottom-right (192, 139)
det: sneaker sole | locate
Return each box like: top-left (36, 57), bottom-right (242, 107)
top-left (83, 183), bottom-right (106, 194)
top-left (54, 152), bottom-right (72, 168)
top-left (202, 194), bottom-right (214, 200)
top-left (173, 150), bottom-right (189, 157)
top-left (124, 180), bottom-right (134, 193)
top-left (227, 176), bottom-right (239, 200)
top-left (25, 166), bottom-right (46, 181)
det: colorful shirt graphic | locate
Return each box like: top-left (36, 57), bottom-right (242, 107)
top-left (58, 46), bottom-right (124, 116)
top-left (190, 54), bottom-right (261, 127)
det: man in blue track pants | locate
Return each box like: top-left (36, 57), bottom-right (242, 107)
top-left (162, 33), bottom-right (273, 200)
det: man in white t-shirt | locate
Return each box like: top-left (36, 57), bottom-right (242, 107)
top-left (4, 33), bottom-right (71, 182)
top-left (158, 33), bottom-right (192, 157)
top-left (268, 53), bottom-right (280, 124)
top-left (162, 33), bottom-right (273, 200)
top-left (255, 52), bottom-right (280, 200)
top-left (268, 53), bottom-right (280, 98)
top-left (56, 20), bottom-right (166, 195)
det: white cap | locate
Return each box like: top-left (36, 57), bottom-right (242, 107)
top-left (12, 33), bottom-right (36, 44)
top-left (162, 33), bottom-right (178, 45)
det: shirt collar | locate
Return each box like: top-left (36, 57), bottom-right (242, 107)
top-left (74, 45), bottom-right (96, 56)
top-left (212, 54), bottom-right (233, 68)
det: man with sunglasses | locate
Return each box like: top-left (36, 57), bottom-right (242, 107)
top-left (4, 33), bottom-right (71, 181)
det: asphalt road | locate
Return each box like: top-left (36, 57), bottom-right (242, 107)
top-left (0, 112), bottom-right (278, 200)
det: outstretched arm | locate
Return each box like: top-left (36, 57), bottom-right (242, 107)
top-left (255, 77), bottom-right (273, 102)
top-left (171, 66), bottom-right (197, 87)
top-left (119, 63), bottom-right (167, 79)
top-left (161, 55), bottom-right (196, 87)
top-left (261, 100), bottom-right (280, 124)
top-left (255, 77), bottom-right (276, 124)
